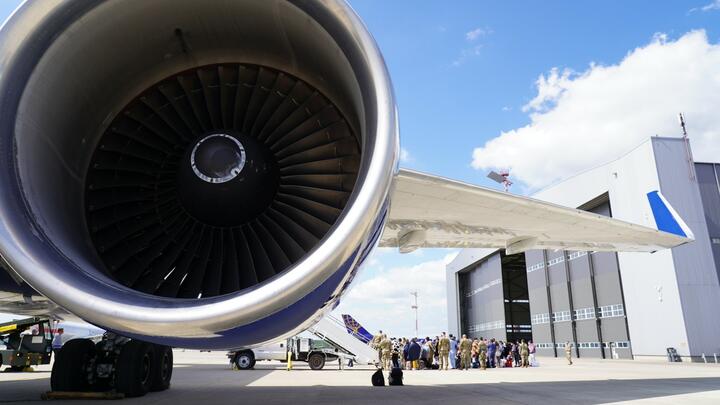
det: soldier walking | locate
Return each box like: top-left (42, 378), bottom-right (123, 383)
top-left (438, 332), bottom-right (450, 370)
top-left (370, 330), bottom-right (383, 365)
top-left (426, 336), bottom-right (435, 368)
top-left (478, 338), bottom-right (488, 370)
top-left (520, 339), bottom-right (529, 367)
top-left (564, 341), bottom-right (573, 365)
top-left (459, 334), bottom-right (472, 370)
top-left (380, 334), bottom-right (392, 371)
top-left (471, 338), bottom-right (479, 368)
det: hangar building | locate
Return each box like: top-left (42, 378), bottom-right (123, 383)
top-left (446, 137), bottom-right (720, 361)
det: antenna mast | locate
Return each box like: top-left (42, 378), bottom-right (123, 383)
top-left (410, 291), bottom-right (419, 338)
top-left (678, 113), bottom-right (696, 182)
top-left (487, 170), bottom-right (513, 192)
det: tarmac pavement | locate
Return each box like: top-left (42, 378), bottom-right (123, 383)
top-left (1, 350), bottom-right (720, 404)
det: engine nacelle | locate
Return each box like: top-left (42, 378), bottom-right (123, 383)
top-left (0, 0), bottom-right (398, 349)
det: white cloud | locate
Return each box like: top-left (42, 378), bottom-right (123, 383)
top-left (704, 0), bottom-right (720, 10)
top-left (333, 251), bottom-right (459, 338)
top-left (471, 30), bottom-right (720, 190)
top-left (399, 147), bottom-right (412, 163)
top-left (690, 0), bottom-right (720, 13)
top-left (465, 28), bottom-right (487, 41)
top-left (453, 27), bottom-right (491, 66)
top-left (522, 67), bottom-right (575, 113)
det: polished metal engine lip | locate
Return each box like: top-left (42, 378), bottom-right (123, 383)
top-left (0, 0), bottom-right (399, 340)
top-left (190, 133), bottom-right (247, 184)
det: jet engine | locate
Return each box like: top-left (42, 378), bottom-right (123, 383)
top-left (0, 0), bottom-right (398, 349)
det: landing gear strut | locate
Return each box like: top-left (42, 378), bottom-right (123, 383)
top-left (51, 334), bottom-right (173, 398)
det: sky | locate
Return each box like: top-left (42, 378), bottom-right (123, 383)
top-left (2, 1), bottom-right (720, 337)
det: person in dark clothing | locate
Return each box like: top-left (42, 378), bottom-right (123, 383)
top-left (502, 342), bottom-right (510, 359)
top-left (487, 338), bottom-right (496, 368)
top-left (407, 338), bottom-right (422, 370)
top-left (512, 341), bottom-right (520, 367)
top-left (391, 346), bottom-right (400, 368)
top-left (402, 339), bottom-right (410, 368)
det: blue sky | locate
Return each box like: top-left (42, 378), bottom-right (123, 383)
top-left (2, 1), bottom-right (720, 337)
top-left (346, 0), bottom-right (720, 187)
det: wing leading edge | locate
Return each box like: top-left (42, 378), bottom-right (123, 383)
top-left (380, 169), bottom-right (693, 254)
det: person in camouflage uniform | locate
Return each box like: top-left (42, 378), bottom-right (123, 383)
top-left (380, 334), bottom-right (392, 371)
top-left (459, 334), bottom-right (472, 370)
top-left (478, 338), bottom-right (488, 370)
top-left (437, 332), bottom-right (451, 370)
top-left (520, 339), bottom-right (530, 368)
top-left (471, 338), bottom-right (480, 368)
top-left (565, 341), bottom-right (573, 365)
top-left (425, 336), bottom-right (435, 368)
top-left (370, 330), bottom-right (383, 364)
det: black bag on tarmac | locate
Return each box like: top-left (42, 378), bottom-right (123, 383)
top-left (388, 367), bottom-right (403, 386)
top-left (371, 368), bottom-right (385, 386)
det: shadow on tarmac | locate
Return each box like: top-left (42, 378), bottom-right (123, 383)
top-left (149, 377), bottom-right (719, 405)
top-left (1, 365), bottom-right (718, 404)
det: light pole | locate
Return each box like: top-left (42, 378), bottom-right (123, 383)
top-left (410, 291), bottom-right (419, 338)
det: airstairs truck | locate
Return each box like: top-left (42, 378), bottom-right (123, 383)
top-left (228, 314), bottom-right (378, 370)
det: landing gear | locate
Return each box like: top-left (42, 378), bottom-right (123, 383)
top-left (51, 339), bottom-right (96, 392)
top-left (115, 340), bottom-right (154, 397)
top-left (150, 345), bottom-right (173, 392)
top-left (50, 335), bottom-right (173, 397)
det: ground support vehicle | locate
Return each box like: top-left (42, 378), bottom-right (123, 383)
top-left (228, 314), bottom-right (378, 370)
top-left (0, 317), bottom-right (53, 371)
top-left (229, 336), bottom-right (355, 371)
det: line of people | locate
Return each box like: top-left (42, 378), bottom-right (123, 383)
top-left (456, 335), bottom-right (535, 369)
top-left (370, 330), bottom-right (537, 370)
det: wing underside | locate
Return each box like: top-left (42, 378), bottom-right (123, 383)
top-left (380, 169), bottom-right (692, 254)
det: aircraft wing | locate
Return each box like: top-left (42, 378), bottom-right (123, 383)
top-left (380, 169), bottom-right (694, 254)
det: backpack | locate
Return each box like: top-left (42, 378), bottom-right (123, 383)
top-left (388, 367), bottom-right (403, 386)
top-left (371, 369), bottom-right (385, 386)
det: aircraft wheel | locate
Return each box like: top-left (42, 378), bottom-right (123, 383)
top-left (150, 345), bottom-right (173, 391)
top-left (234, 351), bottom-right (255, 370)
top-left (115, 340), bottom-right (154, 397)
top-left (51, 339), bottom-right (96, 392)
top-left (308, 353), bottom-right (325, 370)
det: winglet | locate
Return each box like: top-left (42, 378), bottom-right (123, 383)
top-left (646, 191), bottom-right (694, 240)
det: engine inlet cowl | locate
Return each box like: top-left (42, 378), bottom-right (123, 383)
top-left (0, 0), bottom-right (397, 346)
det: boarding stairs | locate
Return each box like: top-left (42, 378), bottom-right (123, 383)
top-left (306, 314), bottom-right (378, 366)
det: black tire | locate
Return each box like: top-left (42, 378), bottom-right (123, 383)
top-left (308, 353), bottom-right (325, 370)
top-left (51, 339), bottom-right (96, 392)
top-left (234, 351), bottom-right (254, 370)
top-left (150, 345), bottom-right (173, 392)
top-left (115, 340), bottom-right (154, 398)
